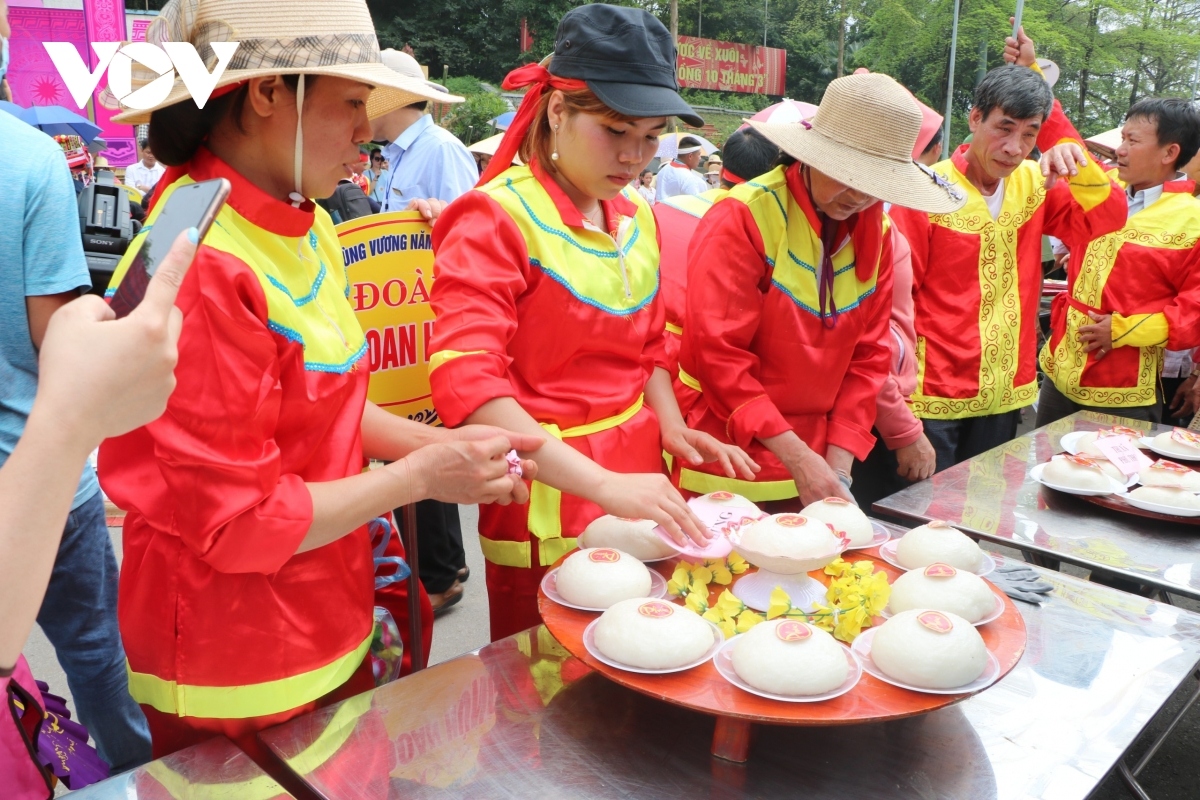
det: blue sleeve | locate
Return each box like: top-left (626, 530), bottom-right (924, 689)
top-left (23, 144), bottom-right (90, 296)
top-left (432, 141), bottom-right (480, 204)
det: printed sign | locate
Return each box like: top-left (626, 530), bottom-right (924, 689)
top-left (775, 621), bottom-right (812, 642)
top-left (638, 601), bottom-right (674, 619)
top-left (340, 212), bottom-right (439, 425)
top-left (675, 35), bottom-right (787, 95)
top-left (1094, 436), bottom-right (1153, 477)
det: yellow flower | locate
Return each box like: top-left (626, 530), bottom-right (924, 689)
top-left (726, 552), bottom-right (750, 575)
top-left (850, 559), bottom-right (875, 579)
top-left (692, 564), bottom-right (714, 586)
top-left (703, 559), bottom-right (733, 585)
top-left (862, 572), bottom-right (891, 617)
top-left (833, 605), bottom-right (871, 643)
top-left (824, 558), bottom-right (851, 579)
top-left (767, 586), bottom-right (793, 620)
top-left (807, 603), bottom-right (836, 632)
top-left (667, 565), bottom-right (692, 597)
top-left (704, 608), bottom-right (736, 639)
top-left (685, 591), bottom-right (710, 615)
top-left (689, 575), bottom-right (711, 597)
top-left (735, 609), bottom-right (765, 633)
top-left (714, 589), bottom-right (747, 619)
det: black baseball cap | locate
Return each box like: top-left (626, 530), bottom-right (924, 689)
top-left (549, 4), bottom-right (703, 128)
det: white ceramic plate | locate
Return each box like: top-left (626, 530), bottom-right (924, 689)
top-left (1122, 493), bottom-right (1200, 518)
top-left (877, 539), bottom-right (996, 578)
top-left (882, 589), bottom-right (1005, 627)
top-left (1141, 436), bottom-right (1200, 462)
top-left (1029, 462), bottom-right (1131, 496)
top-left (850, 627), bottom-right (1001, 695)
top-left (540, 568), bottom-right (668, 612)
top-left (712, 635), bottom-right (862, 703)
top-left (1059, 430), bottom-right (1089, 455)
top-left (843, 521), bottom-right (892, 551)
top-left (582, 616), bottom-right (724, 674)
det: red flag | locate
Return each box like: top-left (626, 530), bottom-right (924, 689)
top-left (520, 19), bottom-right (533, 53)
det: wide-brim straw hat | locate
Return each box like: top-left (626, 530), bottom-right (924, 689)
top-left (109, 0), bottom-right (462, 124)
top-left (749, 73), bottom-right (965, 214)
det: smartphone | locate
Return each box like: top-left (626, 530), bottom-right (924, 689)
top-left (108, 178), bottom-right (231, 319)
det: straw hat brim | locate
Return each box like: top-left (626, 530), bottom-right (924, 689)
top-left (111, 62), bottom-right (464, 125)
top-left (749, 120), bottom-right (966, 215)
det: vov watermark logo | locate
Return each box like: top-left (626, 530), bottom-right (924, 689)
top-left (44, 41), bottom-right (240, 111)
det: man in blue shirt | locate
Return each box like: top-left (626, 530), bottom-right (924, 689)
top-left (0, 95), bottom-right (151, 769)
top-left (374, 49), bottom-right (477, 211)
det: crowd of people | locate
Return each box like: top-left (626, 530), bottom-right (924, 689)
top-left (4, 0), bottom-right (1200, 793)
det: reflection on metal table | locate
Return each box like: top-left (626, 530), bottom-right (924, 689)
top-left (69, 735), bottom-right (294, 799)
top-left (258, 563), bottom-right (1200, 799)
top-left (873, 411), bottom-right (1200, 602)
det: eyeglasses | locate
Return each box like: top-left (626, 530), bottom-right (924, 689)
top-left (371, 156), bottom-right (383, 162)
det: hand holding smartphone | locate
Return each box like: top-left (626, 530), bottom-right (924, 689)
top-left (108, 178), bottom-right (231, 319)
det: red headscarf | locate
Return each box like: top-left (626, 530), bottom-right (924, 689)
top-left (476, 62), bottom-right (587, 186)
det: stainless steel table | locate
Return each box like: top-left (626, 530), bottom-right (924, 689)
top-left (874, 411), bottom-right (1200, 602)
top-left (69, 735), bottom-right (294, 798)
top-left (259, 563), bottom-right (1200, 799)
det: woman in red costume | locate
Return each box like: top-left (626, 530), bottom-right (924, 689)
top-left (428, 4), bottom-right (756, 642)
top-left (97, 0), bottom-right (539, 768)
top-left (673, 73), bottom-right (965, 509)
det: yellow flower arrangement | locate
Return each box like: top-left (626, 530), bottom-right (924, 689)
top-left (766, 557), bottom-right (892, 643)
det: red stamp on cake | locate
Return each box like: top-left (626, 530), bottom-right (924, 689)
top-left (917, 611), bottom-right (954, 634)
top-left (776, 514), bottom-right (807, 527)
top-left (822, 497), bottom-right (850, 505)
top-left (709, 491), bottom-right (735, 502)
top-left (775, 621), bottom-right (812, 642)
top-left (924, 563), bottom-right (957, 578)
top-left (588, 548), bottom-right (621, 563)
top-left (1151, 459), bottom-right (1191, 474)
top-left (1171, 428), bottom-right (1200, 448)
top-left (927, 520), bottom-right (952, 529)
top-left (638, 601), bottom-right (674, 618)
top-left (1103, 426), bottom-right (1142, 439)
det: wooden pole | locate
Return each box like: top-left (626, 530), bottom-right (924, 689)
top-left (398, 504), bottom-right (425, 672)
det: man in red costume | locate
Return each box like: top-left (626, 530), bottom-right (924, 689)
top-left (890, 27), bottom-right (1126, 472)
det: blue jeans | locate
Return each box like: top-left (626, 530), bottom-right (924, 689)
top-left (35, 491), bottom-right (150, 772)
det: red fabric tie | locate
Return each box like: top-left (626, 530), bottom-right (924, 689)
top-left (721, 168), bottom-right (746, 185)
top-left (476, 63), bottom-right (588, 187)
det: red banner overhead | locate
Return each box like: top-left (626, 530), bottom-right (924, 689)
top-left (676, 35), bottom-right (787, 95)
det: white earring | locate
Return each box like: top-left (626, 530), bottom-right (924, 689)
top-left (551, 124), bottom-right (560, 161)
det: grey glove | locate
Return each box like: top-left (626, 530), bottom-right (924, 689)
top-left (991, 563), bottom-right (1055, 605)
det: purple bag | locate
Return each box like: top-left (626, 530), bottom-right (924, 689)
top-left (33, 680), bottom-right (110, 788)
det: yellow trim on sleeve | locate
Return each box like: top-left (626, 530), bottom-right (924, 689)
top-left (678, 467), bottom-right (798, 502)
top-left (127, 634), bottom-right (371, 719)
top-left (477, 535), bottom-right (579, 568)
top-left (677, 367), bottom-right (702, 393)
top-left (664, 321), bottom-right (684, 336)
top-left (428, 349), bottom-right (487, 374)
top-left (1112, 312), bottom-right (1169, 348)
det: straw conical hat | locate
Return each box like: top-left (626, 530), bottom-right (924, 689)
top-left (750, 73), bottom-right (965, 214)
top-left (110, 0), bottom-right (461, 124)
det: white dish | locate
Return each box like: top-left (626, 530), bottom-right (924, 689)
top-left (1029, 462), bottom-right (1131, 495)
top-left (843, 521), bottom-right (892, 551)
top-left (850, 627), bottom-right (1001, 695)
top-left (1141, 436), bottom-right (1200, 462)
top-left (712, 635), bottom-right (862, 703)
top-left (1059, 430), bottom-right (1089, 455)
top-left (877, 539), bottom-right (996, 578)
top-left (882, 589), bottom-right (1005, 627)
top-left (541, 568), bottom-right (667, 612)
top-left (1122, 494), bottom-right (1200, 518)
top-left (582, 616), bottom-right (724, 674)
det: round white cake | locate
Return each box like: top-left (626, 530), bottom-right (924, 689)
top-left (1042, 454), bottom-right (1117, 491)
top-left (801, 498), bottom-right (874, 547)
top-left (580, 515), bottom-right (676, 561)
top-left (731, 619), bottom-right (849, 696)
top-left (870, 609), bottom-right (988, 689)
top-left (556, 548), bottom-right (652, 609)
top-left (738, 513), bottom-right (841, 558)
top-left (888, 564), bottom-right (996, 623)
top-left (593, 598), bottom-right (716, 669)
top-left (1129, 485), bottom-right (1200, 510)
top-left (699, 491), bottom-right (761, 510)
top-left (1153, 430), bottom-right (1200, 458)
top-left (895, 521), bottom-right (984, 572)
top-left (1138, 460), bottom-right (1200, 491)
top-left (1077, 429), bottom-right (1141, 457)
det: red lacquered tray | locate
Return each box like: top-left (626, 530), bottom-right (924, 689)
top-left (539, 548), bottom-right (1026, 761)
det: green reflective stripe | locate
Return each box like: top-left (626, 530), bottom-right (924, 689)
top-left (143, 761), bottom-right (291, 800)
top-left (679, 467), bottom-right (798, 502)
top-left (128, 634), bottom-right (370, 719)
